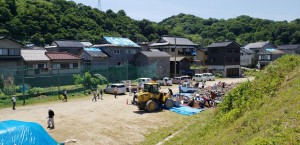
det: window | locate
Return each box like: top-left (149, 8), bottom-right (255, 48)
top-left (61, 63), bottom-right (69, 68)
top-left (73, 63), bottom-right (78, 68)
top-left (126, 49), bottom-right (136, 54)
top-left (52, 64), bottom-right (60, 69)
top-left (0, 49), bottom-right (8, 55)
top-left (260, 55), bottom-right (270, 60)
top-left (9, 49), bottom-right (20, 55)
top-left (37, 64), bottom-right (45, 68)
top-left (171, 48), bottom-right (175, 52)
top-left (114, 49), bottom-right (120, 54)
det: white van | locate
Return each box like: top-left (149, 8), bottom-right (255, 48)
top-left (172, 77), bottom-right (181, 84)
top-left (104, 83), bottom-right (126, 94)
top-left (192, 74), bottom-right (206, 82)
top-left (203, 73), bottom-right (215, 81)
top-left (137, 78), bottom-right (152, 86)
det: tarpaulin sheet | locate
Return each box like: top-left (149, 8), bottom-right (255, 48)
top-left (0, 120), bottom-right (59, 145)
top-left (169, 106), bottom-right (205, 116)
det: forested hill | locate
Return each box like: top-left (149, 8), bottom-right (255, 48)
top-left (0, 0), bottom-right (299, 47)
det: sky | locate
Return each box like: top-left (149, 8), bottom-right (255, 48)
top-left (72, 0), bottom-right (300, 22)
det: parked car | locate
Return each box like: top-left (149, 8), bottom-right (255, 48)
top-left (180, 82), bottom-right (198, 93)
top-left (104, 83), bottom-right (126, 94)
top-left (172, 76), bottom-right (191, 84)
top-left (192, 73), bottom-right (206, 82)
top-left (203, 73), bottom-right (215, 81)
top-left (156, 77), bottom-right (173, 86)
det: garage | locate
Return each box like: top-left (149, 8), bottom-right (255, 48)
top-left (226, 68), bottom-right (240, 77)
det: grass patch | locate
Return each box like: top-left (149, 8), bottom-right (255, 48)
top-left (139, 54), bottom-right (300, 145)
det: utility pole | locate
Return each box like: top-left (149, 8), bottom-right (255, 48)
top-left (174, 36), bottom-right (177, 77)
top-left (22, 66), bottom-right (25, 105)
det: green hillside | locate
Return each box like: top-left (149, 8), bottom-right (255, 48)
top-left (141, 54), bottom-right (300, 145)
top-left (0, 0), bottom-right (299, 46)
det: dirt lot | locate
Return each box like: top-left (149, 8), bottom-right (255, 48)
top-left (0, 77), bottom-right (253, 145)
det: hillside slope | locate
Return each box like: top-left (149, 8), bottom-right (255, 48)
top-left (164, 54), bottom-right (300, 144)
top-left (140, 54), bottom-right (300, 145)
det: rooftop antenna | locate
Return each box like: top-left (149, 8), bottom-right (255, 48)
top-left (98, 0), bottom-right (102, 11)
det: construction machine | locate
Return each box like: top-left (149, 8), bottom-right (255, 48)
top-left (132, 83), bottom-right (174, 112)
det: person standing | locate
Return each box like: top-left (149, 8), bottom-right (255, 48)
top-left (62, 90), bottom-right (67, 102)
top-left (47, 108), bottom-right (55, 129)
top-left (100, 89), bottom-right (103, 100)
top-left (12, 95), bottom-right (16, 110)
top-left (114, 87), bottom-right (118, 98)
top-left (129, 84), bottom-right (132, 96)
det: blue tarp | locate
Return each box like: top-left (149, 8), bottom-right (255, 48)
top-left (169, 106), bottom-right (205, 116)
top-left (104, 36), bottom-right (140, 47)
top-left (0, 120), bottom-right (60, 145)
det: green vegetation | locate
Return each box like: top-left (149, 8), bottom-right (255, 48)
top-left (140, 54), bottom-right (300, 145)
top-left (0, 0), bottom-right (299, 46)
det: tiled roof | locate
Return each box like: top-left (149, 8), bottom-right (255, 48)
top-left (21, 49), bottom-right (49, 61)
top-left (140, 51), bottom-right (170, 58)
top-left (244, 41), bottom-right (269, 49)
top-left (84, 48), bottom-right (107, 58)
top-left (151, 36), bottom-right (197, 46)
top-left (207, 41), bottom-right (234, 48)
top-left (53, 40), bottom-right (85, 48)
top-left (241, 48), bottom-right (255, 54)
top-left (170, 56), bottom-right (187, 61)
top-left (46, 52), bottom-right (81, 60)
top-left (277, 44), bottom-right (300, 50)
top-left (81, 42), bottom-right (93, 47)
top-left (103, 36), bottom-right (140, 47)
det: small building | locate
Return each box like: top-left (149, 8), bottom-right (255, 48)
top-left (240, 48), bottom-right (255, 67)
top-left (93, 36), bottom-right (141, 65)
top-left (46, 52), bottom-right (81, 74)
top-left (46, 40), bottom-right (85, 56)
top-left (135, 51), bottom-right (170, 79)
top-left (79, 47), bottom-right (108, 68)
top-left (170, 56), bottom-right (192, 77)
top-left (257, 48), bottom-right (285, 69)
top-left (21, 49), bottom-right (50, 76)
top-left (244, 41), bottom-right (277, 65)
top-left (207, 41), bottom-right (241, 77)
top-left (0, 37), bottom-right (23, 71)
top-left (277, 44), bottom-right (300, 54)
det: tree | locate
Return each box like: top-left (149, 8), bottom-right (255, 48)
top-left (73, 72), bottom-right (108, 90)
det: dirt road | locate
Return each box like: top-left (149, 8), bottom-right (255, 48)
top-left (0, 77), bottom-right (253, 145)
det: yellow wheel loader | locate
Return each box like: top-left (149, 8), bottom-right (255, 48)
top-left (133, 83), bottom-right (174, 112)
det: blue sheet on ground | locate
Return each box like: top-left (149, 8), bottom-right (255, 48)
top-left (0, 120), bottom-right (60, 145)
top-left (169, 106), bottom-right (205, 116)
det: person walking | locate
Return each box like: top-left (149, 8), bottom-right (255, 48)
top-left (114, 87), bottom-right (118, 98)
top-left (12, 95), bottom-right (16, 110)
top-left (62, 90), bottom-right (67, 102)
top-left (100, 89), bottom-right (103, 100)
top-left (47, 108), bottom-right (55, 129)
top-left (97, 88), bottom-right (100, 99)
top-left (92, 89), bottom-right (97, 102)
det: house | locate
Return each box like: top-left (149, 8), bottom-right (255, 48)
top-left (0, 37), bottom-right (23, 74)
top-left (257, 49), bottom-right (285, 69)
top-left (46, 52), bottom-right (81, 74)
top-left (207, 41), bottom-right (241, 77)
top-left (135, 51), bottom-right (170, 79)
top-left (45, 40), bottom-right (85, 56)
top-left (244, 41), bottom-right (277, 53)
top-left (149, 36), bottom-right (198, 60)
top-left (79, 47), bottom-right (108, 68)
top-left (277, 44), bottom-right (300, 54)
top-left (244, 41), bottom-right (277, 65)
top-left (93, 36), bottom-right (141, 65)
top-left (21, 49), bottom-right (50, 76)
top-left (240, 48), bottom-right (255, 67)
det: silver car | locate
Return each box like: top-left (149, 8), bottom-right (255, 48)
top-left (104, 83), bottom-right (126, 94)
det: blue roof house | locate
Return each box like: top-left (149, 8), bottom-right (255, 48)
top-left (93, 36), bottom-right (141, 66)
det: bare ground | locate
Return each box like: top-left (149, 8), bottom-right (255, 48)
top-left (0, 77), bottom-right (253, 145)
